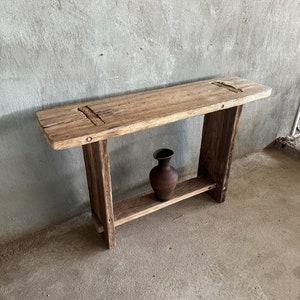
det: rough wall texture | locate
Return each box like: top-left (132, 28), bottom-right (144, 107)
top-left (1, 0), bottom-right (299, 242)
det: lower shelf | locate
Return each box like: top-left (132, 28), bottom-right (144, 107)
top-left (93, 175), bottom-right (216, 233)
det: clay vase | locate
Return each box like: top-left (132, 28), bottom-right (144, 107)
top-left (149, 148), bottom-right (179, 201)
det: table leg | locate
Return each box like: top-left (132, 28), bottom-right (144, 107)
top-left (82, 140), bottom-right (115, 249)
top-left (198, 106), bottom-right (243, 203)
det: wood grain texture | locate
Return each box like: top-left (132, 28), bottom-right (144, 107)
top-left (82, 140), bottom-right (115, 249)
top-left (113, 176), bottom-right (214, 229)
top-left (36, 77), bottom-right (271, 150)
top-left (198, 106), bottom-right (243, 203)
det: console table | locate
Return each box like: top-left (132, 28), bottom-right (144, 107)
top-left (36, 76), bottom-right (271, 249)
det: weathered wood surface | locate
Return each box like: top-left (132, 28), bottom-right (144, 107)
top-left (82, 140), bottom-right (115, 248)
top-left (36, 77), bottom-right (271, 150)
top-left (198, 106), bottom-right (243, 203)
top-left (92, 176), bottom-right (215, 233)
top-left (113, 176), bottom-right (215, 227)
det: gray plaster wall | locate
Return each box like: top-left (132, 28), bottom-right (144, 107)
top-left (1, 0), bottom-right (299, 242)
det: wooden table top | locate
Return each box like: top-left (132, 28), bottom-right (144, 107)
top-left (36, 76), bottom-right (271, 150)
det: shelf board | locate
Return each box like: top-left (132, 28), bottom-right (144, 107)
top-left (92, 176), bottom-right (216, 233)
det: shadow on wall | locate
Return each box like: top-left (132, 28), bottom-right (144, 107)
top-left (0, 108), bottom-right (89, 242)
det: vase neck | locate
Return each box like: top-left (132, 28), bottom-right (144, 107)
top-left (158, 158), bottom-right (171, 168)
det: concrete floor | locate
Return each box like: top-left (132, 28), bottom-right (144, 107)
top-left (0, 148), bottom-right (299, 300)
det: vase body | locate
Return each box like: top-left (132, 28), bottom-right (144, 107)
top-left (149, 148), bottom-right (178, 201)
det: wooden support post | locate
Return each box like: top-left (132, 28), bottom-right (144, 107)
top-left (198, 106), bottom-right (243, 203)
top-left (82, 140), bottom-right (115, 249)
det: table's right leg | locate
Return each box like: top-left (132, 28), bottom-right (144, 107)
top-left (198, 105), bottom-right (243, 203)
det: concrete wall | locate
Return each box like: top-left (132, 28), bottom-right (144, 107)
top-left (1, 0), bottom-right (299, 242)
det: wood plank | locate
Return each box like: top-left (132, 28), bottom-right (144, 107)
top-left (93, 176), bottom-right (216, 233)
top-left (198, 106), bottom-right (243, 203)
top-left (36, 77), bottom-right (271, 149)
top-left (82, 140), bottom-right (115, 249)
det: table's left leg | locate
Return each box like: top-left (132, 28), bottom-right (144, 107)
top-left (82, 140), bottom-right (115, 249)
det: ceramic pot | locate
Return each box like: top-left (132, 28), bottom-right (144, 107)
top-left (149, 148), bottom-right (178, 201)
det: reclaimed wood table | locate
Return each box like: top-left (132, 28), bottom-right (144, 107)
top-left (36, 76), bottom-right (271, 249)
